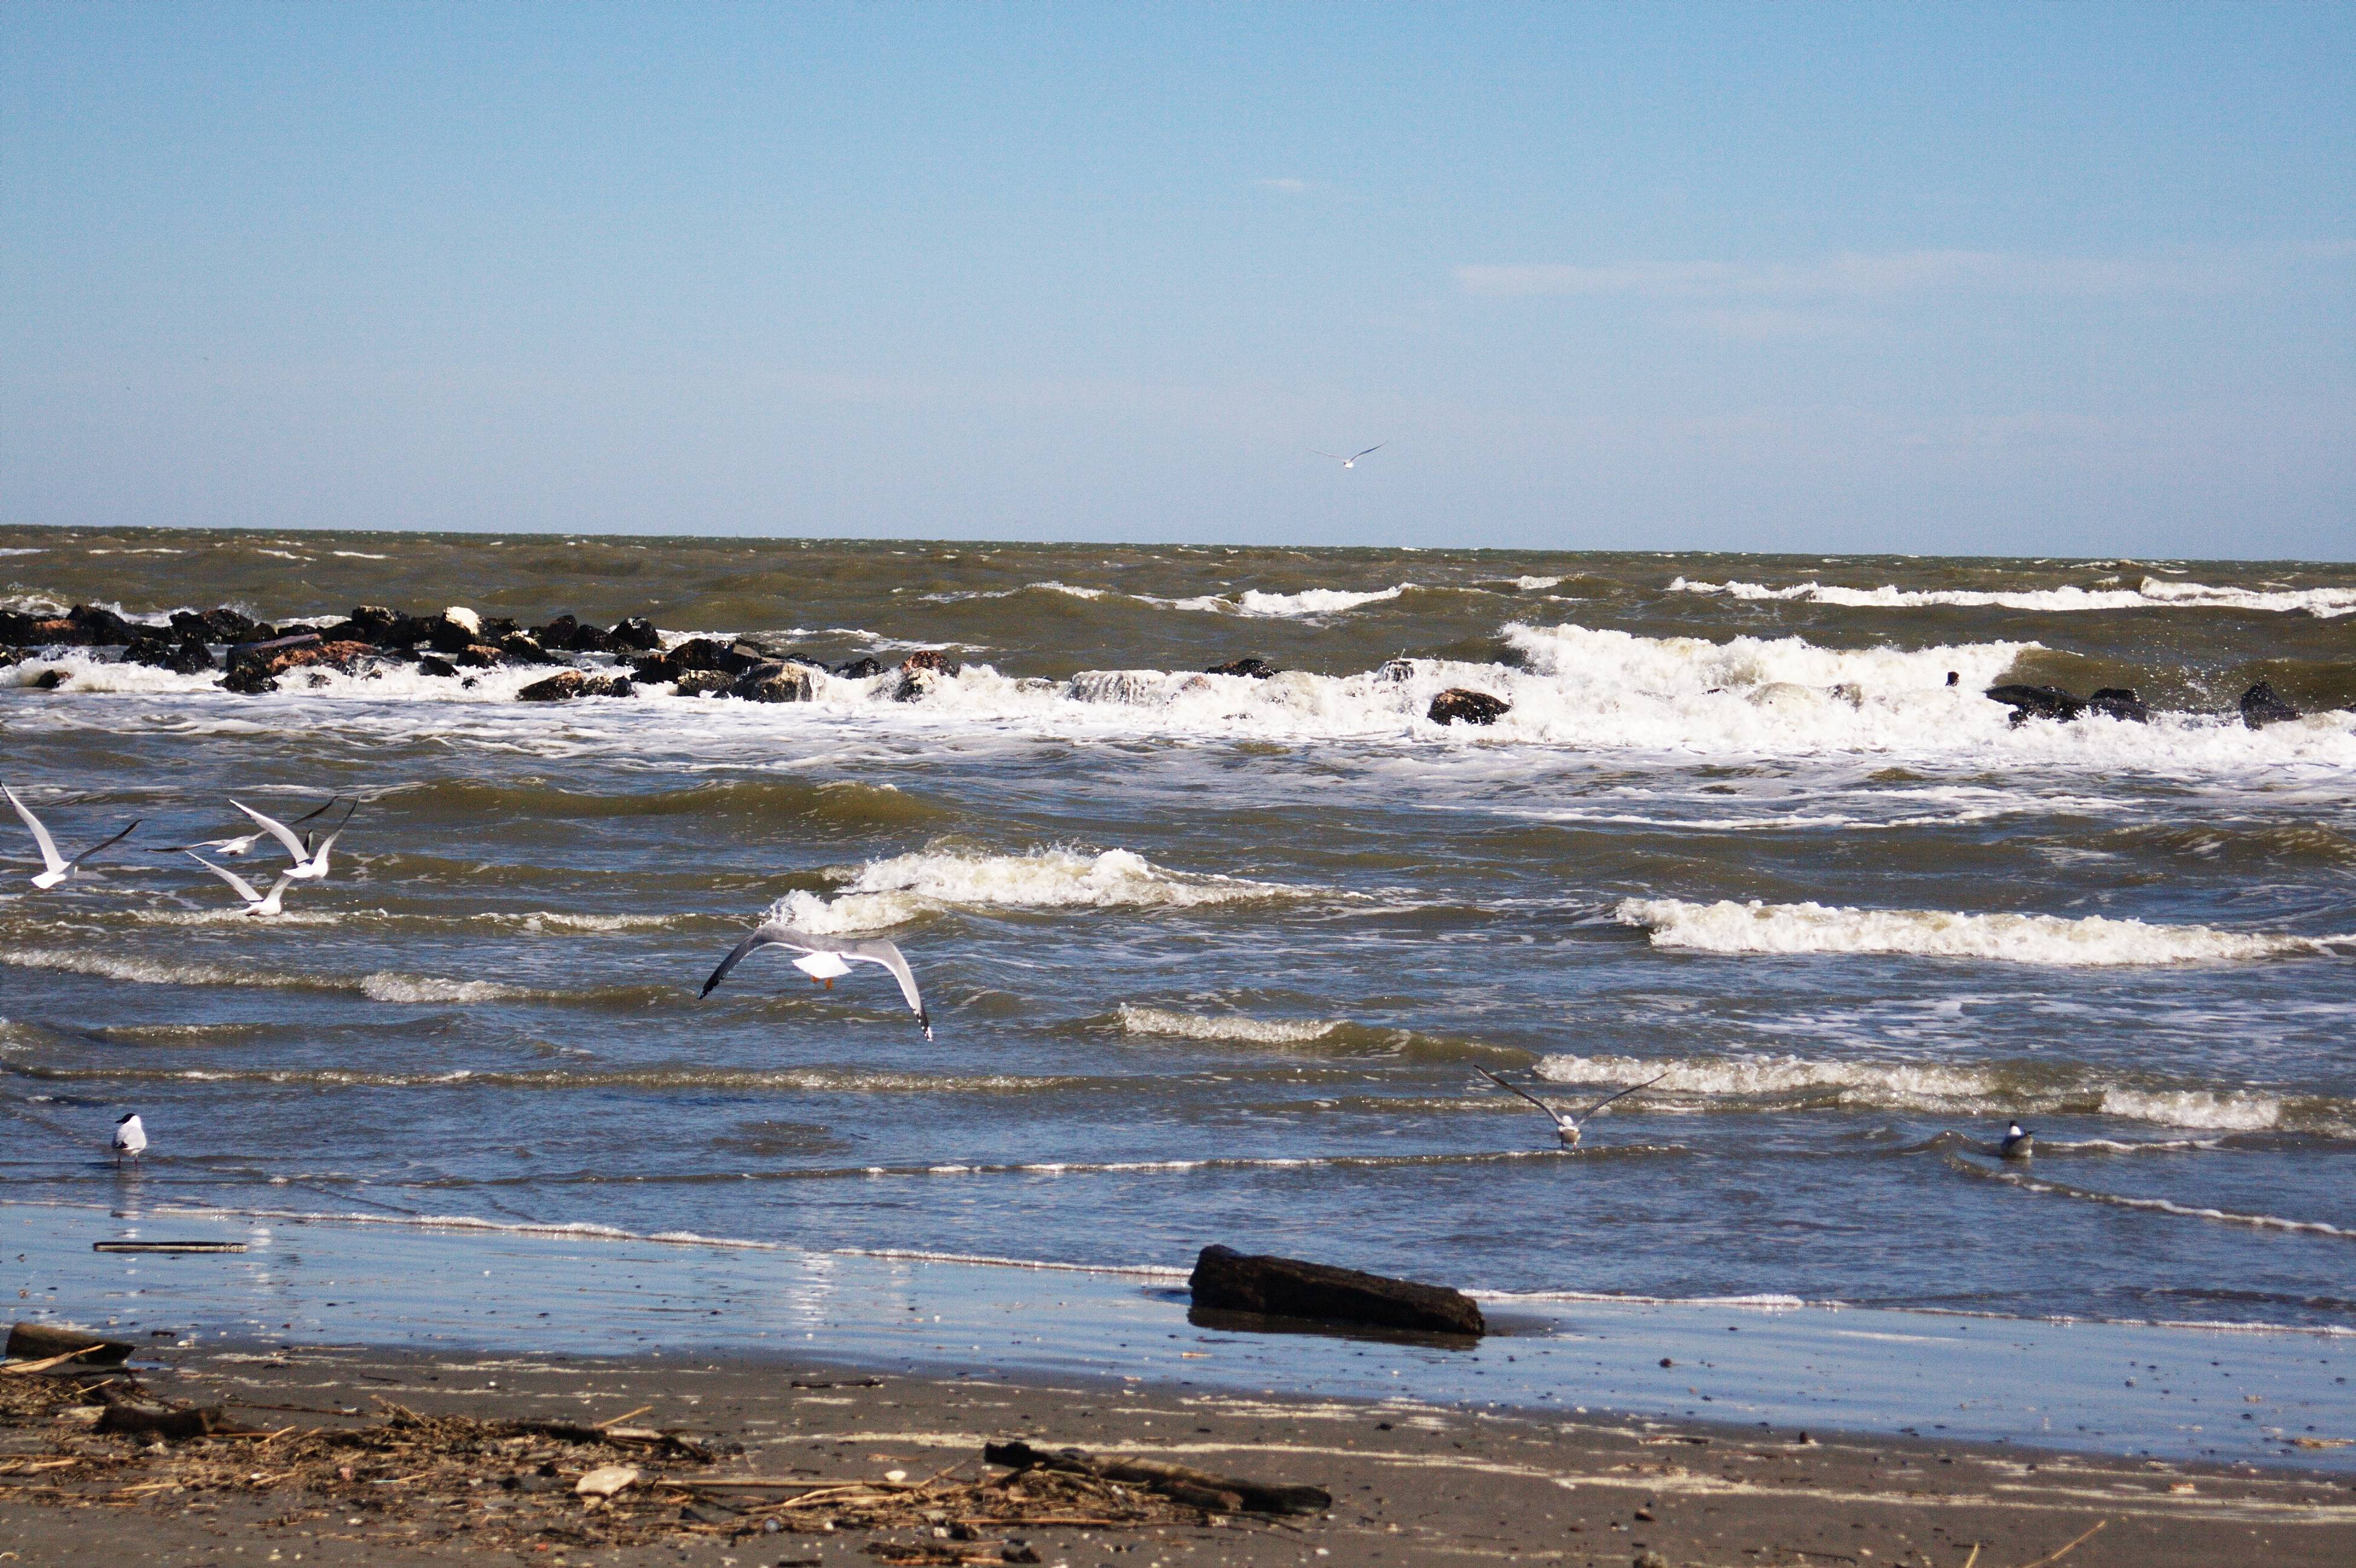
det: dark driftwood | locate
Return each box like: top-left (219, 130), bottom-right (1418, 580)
top-left (91, 1241), bottom-right (246, 1254)
top-left (982, 1439), bottom-right (1330, 1516)
top-left (1188, 1244), bottom-right (1486, 1337)
top-left (93, 1386), bottom-right (256, 1440)
top-left (6, 1321), bottom-right (134, 1366)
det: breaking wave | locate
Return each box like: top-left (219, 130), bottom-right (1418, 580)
top-left (765, 844), bottom-right (1319, 933)
top-left (1109, 1005), bottom-right (1508, 1061)
top-left (1668, 575), bottom-right (2356, 618)
top-left (2, 946), bottom-right (557, 1006)
top-left (1151, 584), bottom-right (1412, 617)
top-left (1116, 1006), bottom-right (1342, 1045)
top-left (1616, 898), bottom-right (2352, 965)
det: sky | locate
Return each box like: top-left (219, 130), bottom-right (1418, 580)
top-left (3, 3), bottom-right (2351, 557)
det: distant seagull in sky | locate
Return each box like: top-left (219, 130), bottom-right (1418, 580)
top-left (1478, 1067), bottom-right (1668, 1148)
top-left (701, 924), bottom-right (933, 1039)
top-left (5, 783), bottom-right (138, 891)
top-left (157, 797), bottom-right (341, 857)
top-left (231, 799), bottom-right (355, 880)
top-left (2000, 1120), bottom-right (2035, 1160)
top-left (112, 1113), bottom-right (147, 1167)
top-left (186, 851), bottom-right (298, 918)
top-left (1314, 443), bottom-right (1386, 469)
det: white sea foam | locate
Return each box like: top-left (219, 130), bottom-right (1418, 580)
top-left (1513, 575), bottom-right (1565, 590)
top-left (356, 973), bottom-right (527, 1003)
top-left (0, 547), bottom-right (44, 556)
top-left (766, 845), bottom-right (1314, 933)
top-left (0, 945), bottom-right (533, 1003)
top-left (1155, 584), bottom-right (1411, 617)
top-left (332, 550), bottom-right (391, 560)
top-left (922, 580), bottom-right (1108, 603)
top-left (1616, 897), bottom-right (2348, 965)
top-left (1669, 575), bottom-right (2356, 618)
top-left (1116, 1005), bottom-right (1344, 1045)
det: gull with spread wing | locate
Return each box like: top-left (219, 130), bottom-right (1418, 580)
top-left (1477, 1066), bottom-right (1668, 1148)
top-left (231, 799), bottom-right (355, 880)
top-left (156, 797), bottom-right (342, 857)
top-left (186, 850), bottom-right (299, 918)
top-left (701, 923), bottom-right (933, 1039)
top-left (6, 783), bottom-right (139, 892)
top-left (1314, 443), bottom-right (1386, 469)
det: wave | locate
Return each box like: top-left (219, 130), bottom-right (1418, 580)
top-left (766, 844), bottom-right (1319, 933)
top-left (8, 1064), bottom-right (1078, 1093)
top-left (1532, 1051), bottom-right (2346, 1133)
top-left (1953, 1158), bottom-right (2355, 1239)
top-left (1616, 898), bottom-right (2352, 965)
top-left (1116, 1005), bottom-right (1342, 1046)
top-left (1150, 584), bottom-right (1412, 617)
top-left (0, 945), bottom-right (578, 1006)
top-left (1668, 575), bottom-right (2356, 618)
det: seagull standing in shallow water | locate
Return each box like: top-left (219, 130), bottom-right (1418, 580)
top-left (231, 799), bottom-right (354, 880)
top-left (5, 784), bottom-right (138, 891)
top-left (2000, 1120), bottom-right (2035, 1160)
top-left (701, 924), bottom-right (933, 1039)
top-left (112, 1113), bottom-right (147, 1167)
top-left (186, 851), bottom-right (299, 917)
top-left (1478, 1067), bottom-right (1668, 1148)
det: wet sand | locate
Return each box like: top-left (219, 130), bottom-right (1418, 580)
top-left (5, 1341), bottom-right (2353, 1567)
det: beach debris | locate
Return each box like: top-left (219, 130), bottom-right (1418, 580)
top-left (1428, 688), bottom-right (1510, 725)
top-left (1187, 1243), bottom-right (1486, 1337)
top-left (2239, 680), bottom-right (2300, 729)
top-left (2012, 1518), bottom-right (2107, 1568)
top-left (982, 1437), bottom-right (1332, 1515)
top-left (90, 1240), bottom-right (247, 1254)
top-left (6, 1322), bottom-right (134, 1367)
top-left (575, 1462), bottom-right (641, 1498)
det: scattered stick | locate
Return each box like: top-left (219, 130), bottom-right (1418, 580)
top-left (1, 1351), bottom-right (88, 1377)
top-left (1961, 1544), bottom-right (1981, 1568)
top-left (2011, 1520), bottom-right (2105, 1568)
top-left (983, 1440), bottom-right (1330, 1515)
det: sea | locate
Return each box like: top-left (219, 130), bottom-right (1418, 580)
top-left (4, 528), bottom-right (2355, 1444)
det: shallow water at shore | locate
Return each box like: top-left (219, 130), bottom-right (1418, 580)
top-left (4, 526), bottom-right (2354, 1353)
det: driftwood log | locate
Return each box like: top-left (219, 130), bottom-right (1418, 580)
top-left (1189, 1244), bottom-right (1486, 1337)
top-left (982, 1439), bottom-right (1330, 1515)
top-left (6, 1321), bottom-right (133, 1367)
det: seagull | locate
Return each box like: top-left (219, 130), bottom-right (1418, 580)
top-left (1478, 1067), bottom-right (1668, 1148)
top-left (155, 797), bottom-right (341, 857)
top-left (1314, 443), bottom-right (1386, 470)
top-left (112, 1113), bottom-right (147, 1167)
top-left (1999, 1120), bottom-right (2034, 1161)
top-left (5, 783), bottom-right (139, 891)
top-left (230, 799), bottom-right (354, 880)
top-left (701, 924), bottom-right (933, 1039)
top-left (186, 851), bottom-right (298, 917)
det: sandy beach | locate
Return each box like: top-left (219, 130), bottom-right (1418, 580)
top-left (7, 1339), bottom-right (2355, 1568)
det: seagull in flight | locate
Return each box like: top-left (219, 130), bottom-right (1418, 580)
top-left (6, 783), bottom-right (139, 892)
top-left (1314, 443), bottom-right (1386, 469)
top-left (112, 1113), bottom-right (147, 1167)
top-left (156, 797), bottom-right (341, 857)
top-left (231, 799), bottom-right (355, 880)
top-left (1478, 1067), bottom-right (1668, 1148)
top-left (701, 924), bottom-right (933, 1039)
top-left (186, 851), bottom-right (299, 918)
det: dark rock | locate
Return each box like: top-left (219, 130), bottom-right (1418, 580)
top-left (1206, 656), bottom-right (1277, 679)
top-left (496, 632), bottom-right (560, 665)
top-left (455, 643), bottom-right (505, 669)
top-left (663, 638), bottom-right (736, 674)
top-left (123, 632), bottom-right (215, 674)
top-left (416, 655), bottom-right (459, 678)
top-left (672, 669), bottom-right (732, 697)
top-left (4, 605), bottom-right (140, 647)
top-left (226, 630), bottom-right (322, 670)
top-left (422, 613), bottom-right (491, 655)
top-left (834, 656), bottom-right (885, 679)
top-left (29, 667), bottom-right (66, 690)
top-left (2087, 687), bottom-right (2149, 724)
top-left (517, 669), bottom-right (587, 702)
top-left (67, 605), bottom-right (138, 645)
top-left (723, 640), bottom-right (770, 674)
top-left (221, 634), bottom-right (374, 695)
top-left (0, 647), bottom-right (18, 668)
top-left (1428, 688), bottom-right (1510, 726)
top-left (2240, 681), bottom-right (2301, 730)
top-left (170, 608), bottom-right (268, 645)
top-left (607, 616), bottom-right (662, 652)
top-left (536, 614), bottom-right (613, 653)
top-left (1985, 684), bottom-right (2087, 724)
top-left (894, 649), bottom-right (962, 701)
top-left (729, 661), bottom-right (814, 702)
top-left (583, 675), bottom-right (633, 698)
top-left (1376, 659), bottom-right (1416, 683)
top-left (1188, 1243), bottom-right (1485, 1337)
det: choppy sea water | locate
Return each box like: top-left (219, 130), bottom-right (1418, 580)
top-left (4, 529), bottom-right (2354, 1346)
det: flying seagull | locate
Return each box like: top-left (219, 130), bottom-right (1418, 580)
top-left (5, 783), bottom-right (139, 892)
top-left (156, 796), bottom-right (341, 857)
top-left (1314, 443), bottom-right (1386, 469)
top-left (1477, 1066), bottom-right (1668, 1148)
top-left (186, 851), bottom-right (298, 918)
top-left (1999, 1120), bottom-right (2034, 1161)
top-left (231, 799), bottom-right (355, 880)
top-left (112, 1113), bottom-right (147, 1167)
top-left (701, 924), bottom-right (933, 1039)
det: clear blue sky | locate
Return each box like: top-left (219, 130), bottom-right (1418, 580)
top-left (4, 3), bottom-right (2351, 556)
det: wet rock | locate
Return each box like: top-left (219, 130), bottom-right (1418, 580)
top-left (833, 656), bottom-right (885, 679)
top-left (535, 614), bottom-right (615, 654)
top-left (416, 655), bottom-right (459, 678)
top-left (123, 632), bottom-right (215, 675)
top-left (2088, 687), bottom-right (2149, 724)
top-left (2, 605), bottom-right (139, 647)
top-left (607, 615), bottom-right (662, 652)
top-left (672, 670), bottom-right (733, 697)
top-left (455, 643), bottom-right (505, 669)
top-left (1206, 656), bottom-right (1277, 679)
top-left (170, 607), bottom-right (269, 645)
top-left (517, 669), bottom-right (587, 702)
top-left (583, 674), bottom-right (633, 698)
top-left (2240, 681), bottom-right (2300, 730)
top-left (68, 605), bottom-right (138, 645)
top-left (894, 649), bottom-right (962, 701)
top-left (315, 604), bottom-right (422, 647)
top-left (1376, 659), bottom-right (1416, 683)
top-left (1189, 1244), bottom-right (1485, 1336)
top-left (495, 631), bottom-right (560, 665)
top-left (221, 635), bottom-right (375, 695)
top-left (1428, 688), bottom-right (1510, 726)
top-left (1985, 684), bottom-right (2087, 724)
top-left (0, 611), bottom-right (49, 646)
top-left (28, 667), bottom-right (66, 690)
top-left (422, 614), bottom-right (487, 655)
top-left (729, 661), bottom-right (814, 702)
